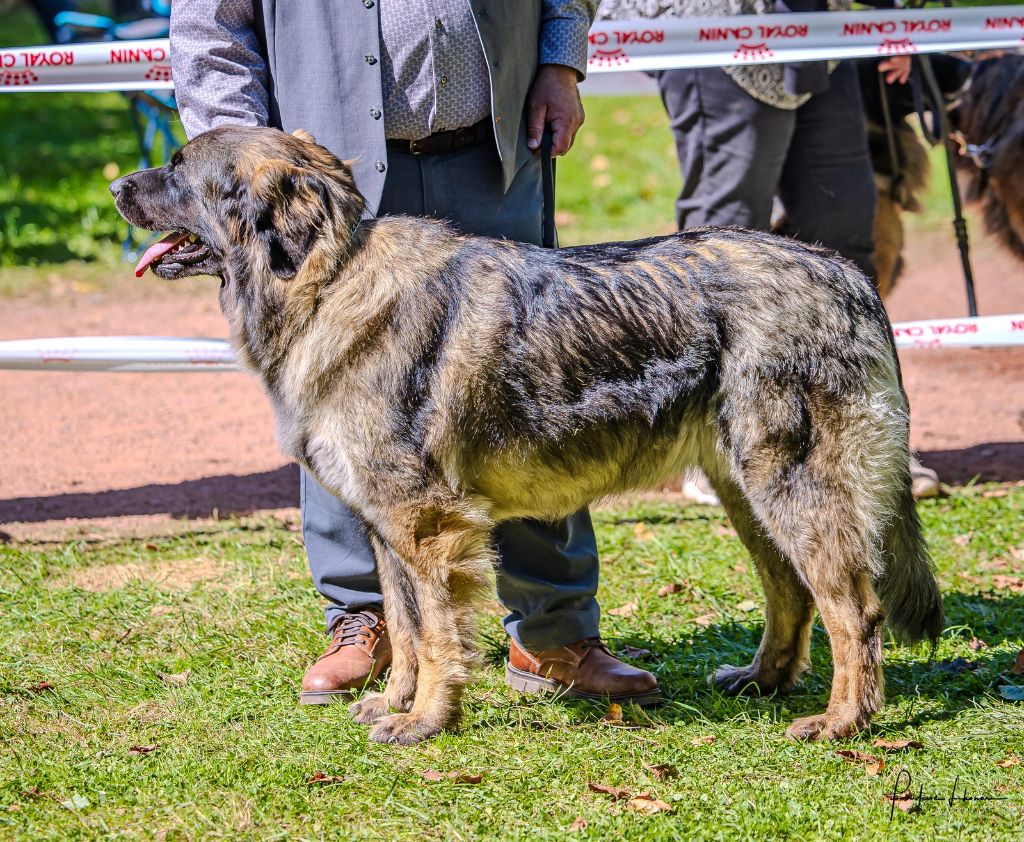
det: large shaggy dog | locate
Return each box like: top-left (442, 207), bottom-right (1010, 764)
top-left (952, 53), bottom-right (1024, 265)
top-left (111, 126), bottom-right (942, 745)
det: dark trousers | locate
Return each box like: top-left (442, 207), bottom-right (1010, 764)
top-left (657, 61), bottom-right (877, 279)
top-left (301, 138), bottom-right (601, 650)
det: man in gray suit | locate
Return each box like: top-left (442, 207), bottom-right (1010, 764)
top-left (170, 0), bottom-right (659, 706)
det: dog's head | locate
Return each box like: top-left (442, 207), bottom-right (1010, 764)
top-left (110, 125), bottom-right (365, 282)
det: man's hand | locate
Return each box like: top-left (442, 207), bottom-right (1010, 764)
top-left (879, 56), bottom-right (912, 85)
top-left (526, 64), bottom-right (585, 157)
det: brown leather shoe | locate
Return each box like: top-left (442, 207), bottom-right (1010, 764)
top-left (505, 638), bottom-right (661, 705)
top-left (299, 609), bottom-right (391, 704)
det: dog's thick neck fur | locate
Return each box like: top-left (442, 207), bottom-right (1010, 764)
top-left (220, 161), bottom-right (368, 378)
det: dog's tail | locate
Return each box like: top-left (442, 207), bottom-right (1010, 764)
top-left (876, 482), bottom-right (944, 645)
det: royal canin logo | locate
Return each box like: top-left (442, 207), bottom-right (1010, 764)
top-left (589, 48), bottom-right (629, 67)
top-left (145, 64), bottom-right (172, 81)
top-left (733, 42), bottom-right (774, 61)
top-left (878, 37), bottom-right (916, 55)
top-left (0, 69), bottom-right (39, 86)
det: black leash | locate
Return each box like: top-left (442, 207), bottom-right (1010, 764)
top-left (541, 129), bottom-right (558, 249)
top-left (877, 70), bottom-right (905, 203)
top-left (917, 53), bottom-right (979, 317)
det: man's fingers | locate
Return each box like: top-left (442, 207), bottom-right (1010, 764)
top-left (527, 100), bottom-right (547, 150)
top-left (551, 125), bottom-right (571, 157)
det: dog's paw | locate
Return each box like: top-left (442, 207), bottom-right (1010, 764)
top-left (349, 692), bottom-right (391, 725)
top-left (368, 712), bottom-right (444, 746)
top-left (710, 663), bottom-right (779, 696)
top-left (785, 713), bottom-right (865, 741)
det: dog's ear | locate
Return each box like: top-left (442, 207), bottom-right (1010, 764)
top-left (291, 128), bottom-right (316, 144)
top-left (250, 159), bottom-right (327, 279)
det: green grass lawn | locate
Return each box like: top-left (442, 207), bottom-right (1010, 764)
top-left (2, 488), bottom-right (1022, 839)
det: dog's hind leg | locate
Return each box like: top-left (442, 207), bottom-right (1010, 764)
top-left (349, 535), bottom-right (420, 725)
top-left (717, 378), bottom-right (898, 740)
top-left (366, 501), bottom-right (493, 746)
top-left (703, 467), bottom-right (814, 696)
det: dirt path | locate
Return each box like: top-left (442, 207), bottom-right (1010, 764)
top-left (1, 224), bottom-right (1022, 542)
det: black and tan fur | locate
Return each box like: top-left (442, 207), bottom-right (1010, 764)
top-left (857, 55), bottom-right (971, 299)
top-left (111, 126), bottom-right (943, 745)
top-left (952, 53), bottom-right (1024, 266)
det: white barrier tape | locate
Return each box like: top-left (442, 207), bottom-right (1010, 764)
top-left (587, 7), bottom-right (1024, 73)
top-left (891, 313), bottom-right (1024, 349)
top-left (0, 40), bottom-right (171, 94)
top-left (0, 336), bottom-right (235, 372)
top-left (1, 315), bottom-right (1022, 371)
top-left (1, 8), bottom-right (1022, 93)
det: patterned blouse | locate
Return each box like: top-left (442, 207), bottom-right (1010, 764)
top-left (598, 0), bottom-right (851, 109)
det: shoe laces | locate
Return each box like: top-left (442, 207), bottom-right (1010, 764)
top-left (331, 610), bottom-right (384, 646)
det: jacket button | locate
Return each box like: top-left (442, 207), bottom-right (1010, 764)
top-left (375, 161), bottom-right (386, 173)
top-left (363, 0), bottom-right (374, 7)
top-left (370, 108), bottom-right (381, 120)
top-left (365, 54), bottom-right (377, 65)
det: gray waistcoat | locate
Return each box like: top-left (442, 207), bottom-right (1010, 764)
top-left (254, 0), bottom-right (540, 213)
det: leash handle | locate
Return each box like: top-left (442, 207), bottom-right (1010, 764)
top-left (541, 129), bottom-right (558, 249)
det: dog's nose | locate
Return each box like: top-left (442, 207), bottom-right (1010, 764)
top-left (109, 176), bottom-right (130, 198)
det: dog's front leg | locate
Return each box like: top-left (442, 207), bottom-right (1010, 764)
top-left (365, 502), bottom-right (493, 746)
top-left (349, 536), bottom-right (420, 725)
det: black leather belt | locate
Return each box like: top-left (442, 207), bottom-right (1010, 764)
top-left (386, 117), bottom-right (492, 156)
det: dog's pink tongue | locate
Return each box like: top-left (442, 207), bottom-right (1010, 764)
top-left (134, 232), bottom-right (190, 277)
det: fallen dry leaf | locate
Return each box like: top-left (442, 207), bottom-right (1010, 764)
top-left (624, 793), bottom-right (674, 814)
top-left (953, 533), bottom-right (973, 546)
top-left (731, 563), bottom-right (748, 574)
top-left (421, 769), bottom-right (482, 784)
top-left (736, 600), bottom-right (758, 613)
top-left (693, 613), bottom-right (717, 628)
top-left (836, 750), bottom-right (885, 775)
top-left (21, 787), bottom-right (41, 799)
top-left (632, 523), bottom-right (654, 542)
top-left (657, 583), bottom-right (684, 597)
top-left (156, 670), bottom-right (191, 686)
top-left (993, 575), bottom-right (1024, 592)
top-left (978, 559), bottom-right (1010, 572)
top-left (588, 782), bottom-right (631, 800)
top-left (714, 523), bottom-right (737, 538)
top-left (127, 745), bottom-right (158, 755)
top-left (568, 817), bottom-right (587, 832)
top-left (691, 735), bottom-right (716, 746)
top-left (996, 756), bottom-right (1021, 768)
top-left (643, 762), bottom-right (678, 781)
top-left (981, 488), bottom-right (1009, 498)
top-left (619, 645), bottom-right (652, 659)
top-left (1011, 649), bottom-right (1024, 676)
top-left (6, 805), bottom-right (20, 813)
top-left (602, 703), bottom-right (624, 725)
top-left (27, 681), bottom-right (53, 694)
top-left (872, 739), bottom-right (924, 752)
top-left (884, 790), bottom-right (915, 813)
top-left (608, 601), bottom-right (638, 617)
top-left (969, 637), bottom-right (989, 651)
top-left (306, 771), bottom-right (345, 785)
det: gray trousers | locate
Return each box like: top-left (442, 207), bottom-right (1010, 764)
top-left (301, 138), bottom-right (601, 650)
top-left (657, 61), bottom-right (877, 280)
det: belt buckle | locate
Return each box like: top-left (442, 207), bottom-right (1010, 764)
top-left (408, 138), bottom-right (424, 156)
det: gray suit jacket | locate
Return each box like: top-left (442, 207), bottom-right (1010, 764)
top-left (170, 0), bottom-right (597, 214)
